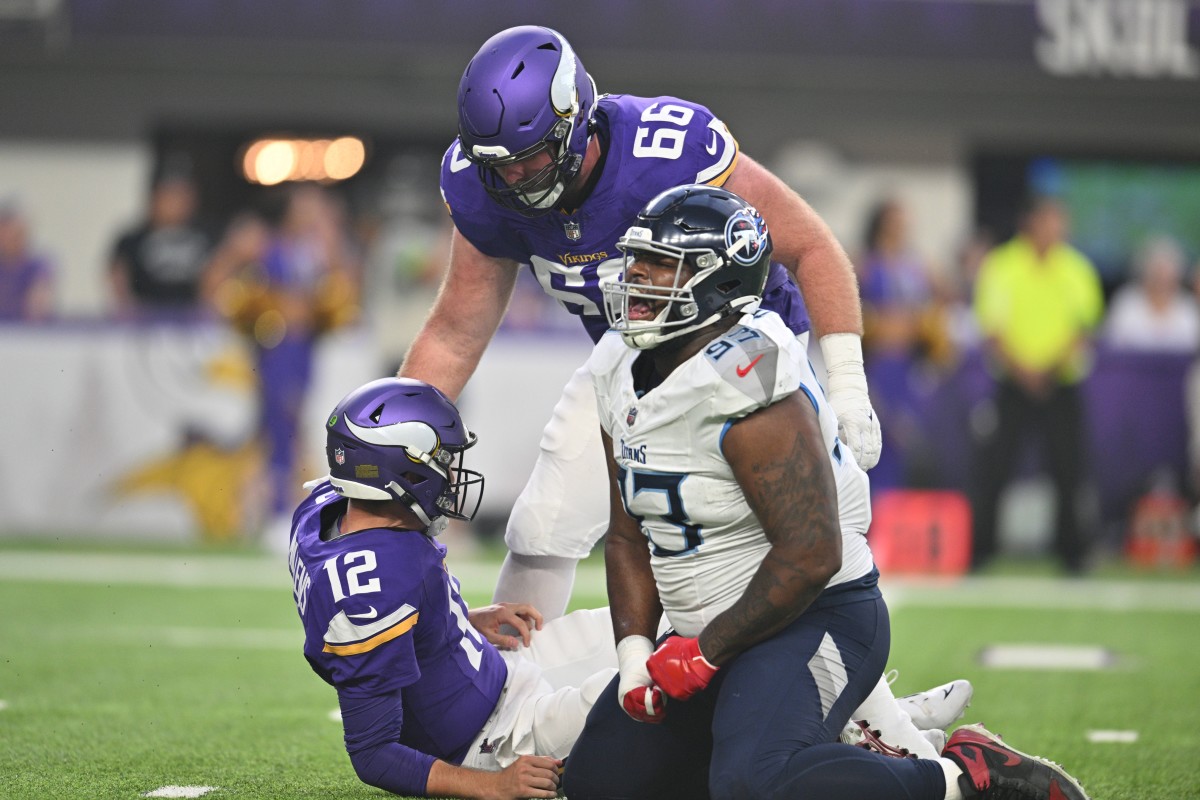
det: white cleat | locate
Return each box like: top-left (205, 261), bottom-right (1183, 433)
top-left (921, 727), bottom-right (948, 753)
top-left (896, 679), bottom-right (973, 731)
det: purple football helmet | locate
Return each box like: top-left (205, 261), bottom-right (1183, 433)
top-left (326, 378), bottom-right (484, 527)
top-left (457, 25), bottom-right (597, 216)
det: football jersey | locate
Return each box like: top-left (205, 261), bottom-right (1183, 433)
top-left (439, 93), bottom-right (809, 343)
top-left (589, 308), bottom-right (874, 638)
top-left (288, 482), bottom-right (507, 763)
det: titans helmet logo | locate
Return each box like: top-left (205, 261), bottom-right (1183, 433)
top-left (724, 210), bottom-right (767, 266)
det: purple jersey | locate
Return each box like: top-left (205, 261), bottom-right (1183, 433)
top-left (0, 254), bottom-right (52, 321)
top-left (288, 482), bottom-right (507, 765)
top-left (440, 93), bottom-right (810, 343)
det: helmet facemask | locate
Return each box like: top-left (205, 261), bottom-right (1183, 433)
top-left (606, 227), bottom-right (764, 350)
top-left (469, 116), bottom-right (580, 213)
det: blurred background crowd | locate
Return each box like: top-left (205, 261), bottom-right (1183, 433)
top-left (2, 0), bottom-right (1198, 575)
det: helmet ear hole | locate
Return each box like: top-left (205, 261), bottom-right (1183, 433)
top-left (402, 471), bottom-right (428, 486)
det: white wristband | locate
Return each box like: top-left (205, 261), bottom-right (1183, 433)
top-left (819, 333), bottom-right (868, 395)
top-left (616, 635), bottom-right (655, 687)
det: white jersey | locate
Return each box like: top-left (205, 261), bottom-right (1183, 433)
top-left (589, 307), bottom-right (874, 638)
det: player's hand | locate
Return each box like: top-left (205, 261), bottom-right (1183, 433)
top-left (619, 674), bottom-right (667, 723)
top-left (829, 390), bottom-right (881, 470)
top-left (488, 754), bottom-right (561, 800)
top-left (646, 635), bottom-right (719, 701)
top-left (821, 333), bottom-right (882, 470)
top-left (468, 602), bottom-right (544, 649)
top-left (616, 635), bottom-right (667, 723)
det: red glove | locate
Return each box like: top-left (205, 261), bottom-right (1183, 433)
top-left (616, 635), bottom-right (667, 724)
top-left (647, 636), bottom-right (719, 700)
top-left (621, 682), bottom-right (668, 723)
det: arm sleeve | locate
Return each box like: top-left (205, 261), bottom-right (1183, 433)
top-left (338, 689), bottom-right (437, 797)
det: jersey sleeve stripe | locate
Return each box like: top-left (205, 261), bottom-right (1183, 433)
top-left (718, 418), bottom-right (737, 455)
top-left (696, 120), bottom-right (739, 185)
top-left (797, 384), bottom-right (820, 415)
top-left (323, 612), bottom-right (420, 656)
top-left (325, 603), bottom-right (417, 644)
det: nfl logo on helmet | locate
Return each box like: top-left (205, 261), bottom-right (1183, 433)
top-left (334, 447), bottom-right (345, 465)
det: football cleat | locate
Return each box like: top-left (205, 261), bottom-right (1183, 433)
top-left (922, 727), bottom-right (948, 753)
top-left (897, 678), bottom-right (973, 730)
top-left (840, 719), bottom-right (917, 759)
top-left (942, 723), bottom-right (1090, 800)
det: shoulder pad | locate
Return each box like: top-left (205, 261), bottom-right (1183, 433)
top-left (702, 312), bottom-right (803, 407)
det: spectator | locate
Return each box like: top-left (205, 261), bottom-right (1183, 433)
top-left (0, 198), bottom-right (55, 322)
top-left (204, 185), bottom-right (363, 543)
top-left (856, 199), bottom-right (949, 491)
top-left (109, 170), bottom-right (213, 318)
top-left (970, 196), bottom-right (1105, 574)
top-left (1105, 235), bottom-right (1200, 352)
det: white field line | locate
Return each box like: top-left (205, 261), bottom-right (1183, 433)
top-left (2, 550), bottom-right (1199, 613)
top-left (0, 550), bottom-right (603, 595)
top-left (143, 626), bottom-right (300, 650)
top-left (1086, 730), bottom-right (1139, 743)
top-left (977, 644), bottom-right (1117, 670)
top-left (143, 788), bottom-right (219, 799)
top-left (881, 576), bottom-right (1200, 614)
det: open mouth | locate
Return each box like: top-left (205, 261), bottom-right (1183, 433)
top-left (627, 299), bottom-right (661, 321)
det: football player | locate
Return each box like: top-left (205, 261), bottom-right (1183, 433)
top-left (287, 377), bottom-right (617, 799)
top-left (563, 185), bottom-right (1091, 800)
top-left (401, 25), bottom-right (880, 623)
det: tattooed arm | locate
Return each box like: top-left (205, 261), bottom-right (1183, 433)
top-left (696, 392), bottom-right (843, 666)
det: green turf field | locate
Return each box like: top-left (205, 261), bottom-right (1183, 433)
top-left (2, 540), bottom-right (1198, 799)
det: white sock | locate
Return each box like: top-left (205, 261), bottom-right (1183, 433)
top-left (849, 674), bottom-right (940, 758)
top-left (492, 552), bottom-right (579, 621)
top-left (939, 757), bottom-right (965, 800)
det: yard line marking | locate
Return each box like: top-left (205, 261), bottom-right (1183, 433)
top-left (143, 788), bottom-right (219, 798)
top-left (0, 699), bottom-right (8, 711)
top-left (2, 550), bottom-right (1194, 613)
top-left (882, 576), bottom-right (1200, 614)
top-left (978, 644), bottom-right (1118, 670)
top-left (0, 552), bottom-right (286, 588)
top-left (0, 550), bottom-right (606, 597)
top-left (1086, 729), bottom-right (1139, 743)
top-left (107, 626), bottom-right (298, 650)
top-left (328, 708), bottom-right (342, 722)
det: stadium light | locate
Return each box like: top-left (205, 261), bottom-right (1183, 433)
top-left (240, 136), bottom-right (366, 184)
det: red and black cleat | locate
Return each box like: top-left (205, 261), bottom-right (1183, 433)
top-left (942, 723), bottom-right (1090, 800)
